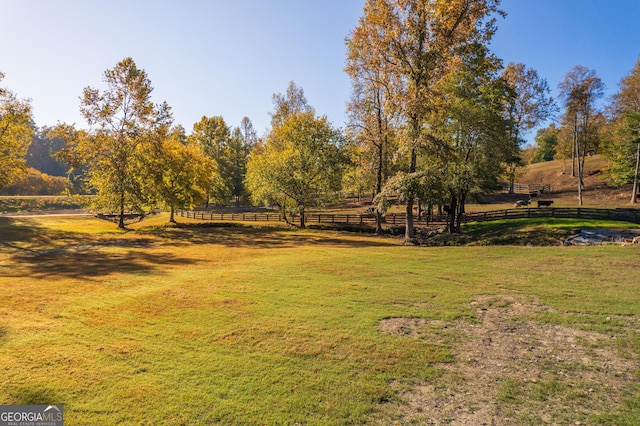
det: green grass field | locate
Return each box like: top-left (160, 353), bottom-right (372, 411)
top-left (0, 215), bottom-right (639, 424)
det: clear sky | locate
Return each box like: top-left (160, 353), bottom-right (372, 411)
top-left (2, 0), bottom-right (639, 143)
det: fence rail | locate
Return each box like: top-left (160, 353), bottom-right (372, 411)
top-left (508, 183), bottom-right (552, 194)
top-left (177, 207), bottom-right (640, 226)
top-left (176, 210), bottom-right (447, 226)
top-left (464, 207), bottom-right (640, 224)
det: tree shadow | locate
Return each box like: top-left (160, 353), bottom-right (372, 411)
top-left (158, 222), bottom-right (400, 249)
top-left (10, 247), bottom-right (197, 281)
top-left (9, 385), bottom-right (62, 405)
top-left (0, 217), bottom-right (58, 249)
top-left (2, 217), bottom-right (199, 280)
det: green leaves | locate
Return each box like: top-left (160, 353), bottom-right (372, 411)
top-left (0, 73), bottom-right (34, 189)
top-left (247, 111), bottom-right (344, 227)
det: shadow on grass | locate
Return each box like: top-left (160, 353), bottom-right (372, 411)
top-left (158, 222), bottom-right (400, 248)
top-left (10, 248), bottom-right (196, 281)
top-left (427, 218), bottom-right (578, 246)
top-left (0, 217), bottom-right (62, 249)
top-left (1, 217), bottom-right (197, 280)
top-left (9, 386), bottom-right (62, 405)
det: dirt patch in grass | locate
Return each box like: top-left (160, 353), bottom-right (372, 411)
top-left (378, 295), bottom-right (639, 424)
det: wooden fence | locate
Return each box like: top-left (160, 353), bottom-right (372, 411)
top-left (177, 207), bottom-right (640, 226)
top-left (509, 183), bottom-right (552, 194)
top-left (177, 210), bottom-right (443, 225)
top-left (464, 207), bottom-right (640, 224)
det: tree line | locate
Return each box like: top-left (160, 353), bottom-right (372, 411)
top-left (1, 0), bottom-right (639, 235)
top-left (528, 63), bottom-right (640, 205)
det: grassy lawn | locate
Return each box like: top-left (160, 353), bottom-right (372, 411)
top-left (0, 215), bottom-right (639, 424)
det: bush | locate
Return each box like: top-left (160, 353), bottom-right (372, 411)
top-left (0, 168), bottom-right (71, 195)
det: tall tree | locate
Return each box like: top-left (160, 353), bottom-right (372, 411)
top-left (0, 71), bottom-right (34, 189)
top-left (558, 65), bottom-right (604, 205)
top-left (54, 58), bottom-right (168, 228)
top-left (270, 81), bottom-right (314, 128)
top-left (501, 62), bottom-right (555, 193)
top-left (352, 0), bottom-right (502, 239)
top-left (246, 111), bottom-right (344, 228)
top-left (346, 21), bottom-right (398, 234)
top-left (433, 43), bottom-right (514, 232)
top-left (188, 115), bottom-right (233, 203)
top-left (605, 56), bottom-right (640, 203)
top-left (239, 116), bottom-right (258, 157)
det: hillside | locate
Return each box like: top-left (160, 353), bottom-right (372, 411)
top-left (512, 155), bottom-right (636, 208)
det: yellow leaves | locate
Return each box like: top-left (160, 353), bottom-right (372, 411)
top-left (0, 77), bottom-right (34, 188)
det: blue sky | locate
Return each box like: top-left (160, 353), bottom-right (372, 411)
top-left (2, 0), bottom-right (639, 143)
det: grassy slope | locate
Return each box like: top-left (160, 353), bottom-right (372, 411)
top-left (516, 155), bottom-right (635, 207)
top-left (0, 215), bottom-right (639, 424)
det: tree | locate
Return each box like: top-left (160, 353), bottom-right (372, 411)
top-left (0, 71), bottom-right (34, 189)
top-left (558, 65), bottom-right (604, 205)
top-left (501, 62), bottom-right (555, 192)
top-left (432, 43), bottom-right (514, 232)
top-left (55, 58), bottom-right (167, 228)
top-left (346, 17), bottom-right (399, 234)
top-left (351, 0), bottom-right (502, 239)
top-left (246, 111), bottom-right (344, 228)
top-left (530, 124), bottom-right (559, 163)
top-left (239, 116), bottom-right (258, 156)
top-left (604, 56), bottom-right (640, 203)
top-left (144, 122), bottom-right (215, 223)
top-left (187, 115), bottom-right (233, 204)
top-left (27, 128), bottom-right (69, 177)
top-left (270, 81), bottom-right (314, 128)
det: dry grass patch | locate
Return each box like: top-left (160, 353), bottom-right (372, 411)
top-left (378, 294), bottom-right (639, 425)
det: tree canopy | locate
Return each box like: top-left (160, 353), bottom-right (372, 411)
top-left (246, 110), bottom-right (344, 228)
top-left (349, 0), bottom-right (503, 238)
top-left (604, 56), bottom-right (640, 203)
top-left (0, 71), bottom-right (34, 189)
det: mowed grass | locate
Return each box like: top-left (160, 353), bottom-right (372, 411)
top-left (0, 215), bottom-right (639, 424)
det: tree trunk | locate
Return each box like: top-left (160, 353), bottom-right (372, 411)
top-left (632, 141), bottom-right (640, 204)
top-left (508, 162), bottom-right (517, 194)
top-left (299, 207), bottom-right (305, 229)
top-left (571, 121), bottom-right (576, 178)
top-left (574, 123), bottom-right (583, 206)
top-left (170, 205), bottom-right (176, 223)
top-left (375, 211), bottom-right (383, 235)
top-left (404, 147), bottom-right (417, 240)
top-left (455, 192), bottom-right (466, 233)
top-left (375, 130), bottom-right (384, 235)
top-left (118, 190), bottom-right (126, 229)
top-left (447, 195), bottom-right (458, 234)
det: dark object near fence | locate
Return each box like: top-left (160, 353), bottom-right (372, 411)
top-left (537, 200), bottom-right (554, 207)
top-left (514, 199), bottom-right (531, 208)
